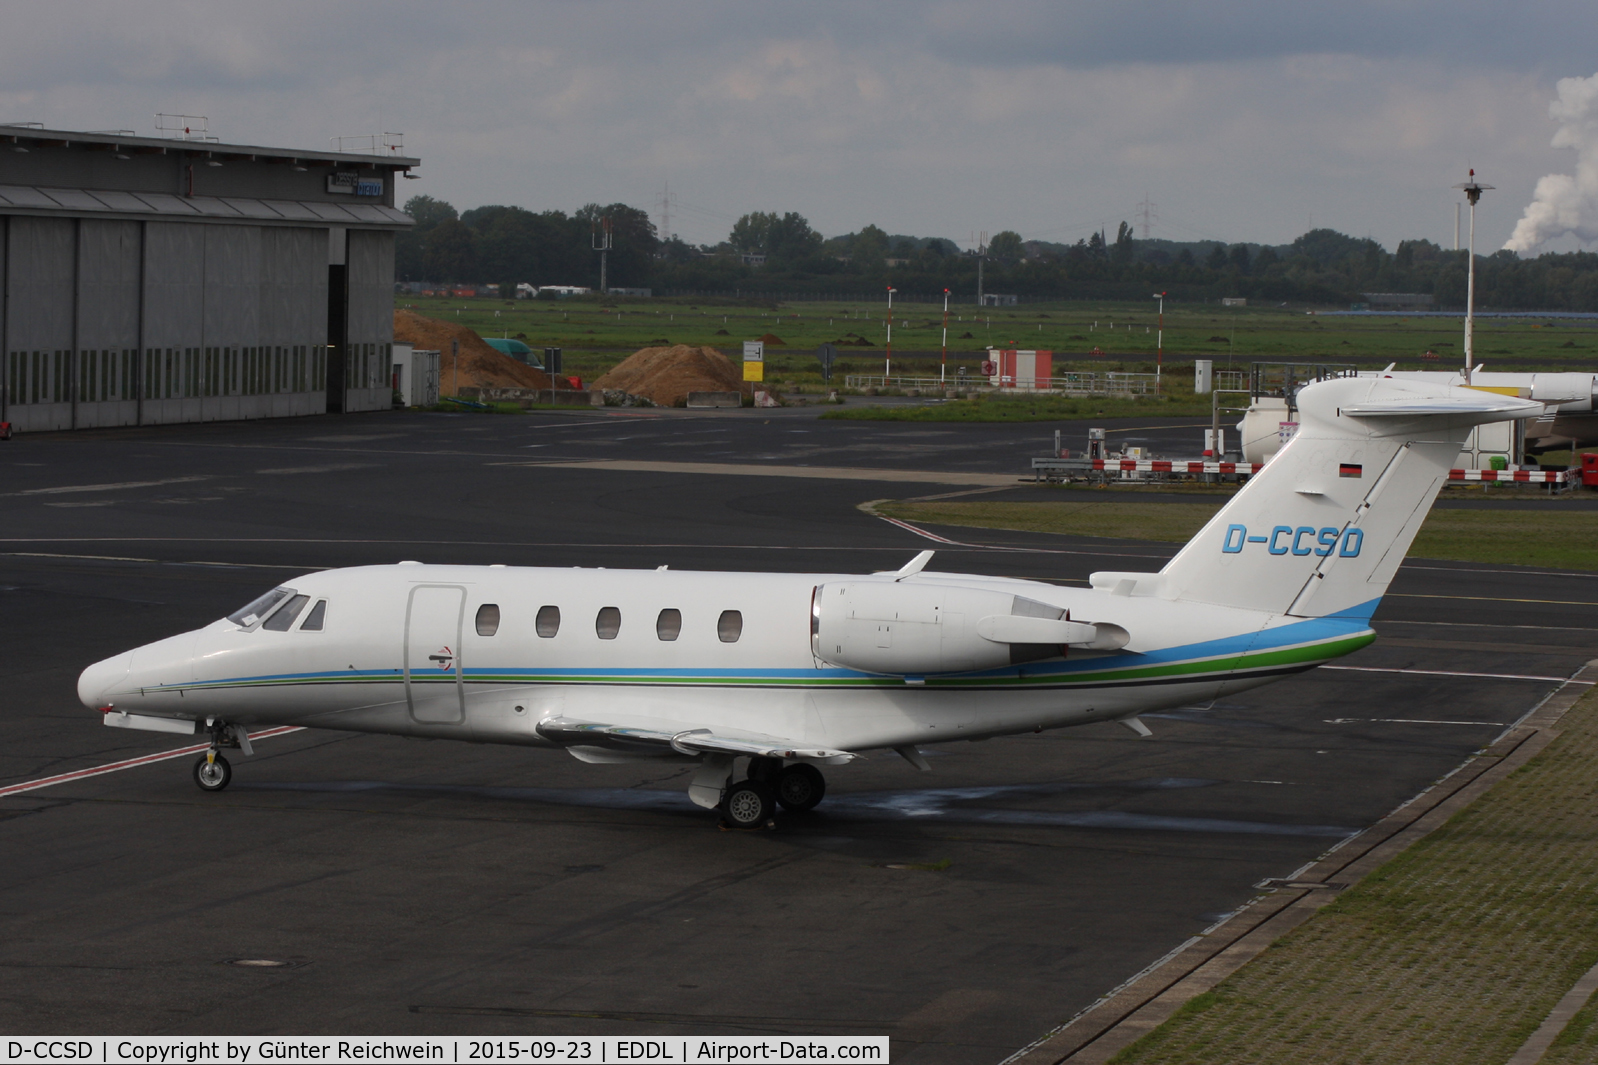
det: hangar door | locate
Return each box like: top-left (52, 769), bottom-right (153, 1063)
top-left (405, 585), bottom-right (465, 724)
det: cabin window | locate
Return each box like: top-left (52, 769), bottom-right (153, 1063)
top-left (717, 610), bottom-right (743, 643)
top-left (656, 608), bottom-right (682, 641)
top-left (475, 603), bottom-right (501, 637)
top-left (536, 605), bottom-right (560, 638)
top-left (596, 606), bottom-right (621, 640)
top-left (228, 587), bottom-right (291, 627)
top-left (262, 594), bottom-right (310, 631)
top-left (300, 600), bottom-right (327, 631)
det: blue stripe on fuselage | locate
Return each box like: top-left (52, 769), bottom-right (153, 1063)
top-left (161, 598), bottom-right (1382, 689)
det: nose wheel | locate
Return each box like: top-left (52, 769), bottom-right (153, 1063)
top-left (193, 753), bottom-right (232, 792)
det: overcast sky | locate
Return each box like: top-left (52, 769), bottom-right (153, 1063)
top-left (3, 1), bottom-right (1596, 253)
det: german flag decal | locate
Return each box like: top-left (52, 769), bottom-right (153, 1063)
top-left (1339, 463), bottom-right (1362, 478)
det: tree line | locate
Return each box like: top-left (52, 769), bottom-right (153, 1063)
top-left (397, 196), bottom-right (1598, 310)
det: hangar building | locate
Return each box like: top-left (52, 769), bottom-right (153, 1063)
top-left (0, 125), bottom-right (417, 432)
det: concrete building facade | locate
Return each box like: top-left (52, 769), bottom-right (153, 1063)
top-left (0, 125), bottom-right (417, 432)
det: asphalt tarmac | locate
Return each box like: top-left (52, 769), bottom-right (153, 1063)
top-left (3, 407), bottom-right (1596, 1063)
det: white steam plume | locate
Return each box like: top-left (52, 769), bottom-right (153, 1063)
top-left (1504, 73), bottom-right (1598, 253)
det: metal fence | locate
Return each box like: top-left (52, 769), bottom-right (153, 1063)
top-left (843, 372), bottom-right (1161, 396)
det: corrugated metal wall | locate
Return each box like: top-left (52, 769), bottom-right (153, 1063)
top-left (141, 220), bottom-right (206, 424)
top-left (2, 219), bottom-right (388, 432)
top-left (75, 220), bottom-right (141, 428)
top-left (344, 228), bottom-right (395, 413)
top-left (5, 217), bottom-right (77, 431)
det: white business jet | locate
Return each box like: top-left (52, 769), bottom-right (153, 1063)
top-left (78, 377), bottom-right (1539, 829)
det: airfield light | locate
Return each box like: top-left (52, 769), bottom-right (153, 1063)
top-left (1452, 170), bottom-right (1493, 385)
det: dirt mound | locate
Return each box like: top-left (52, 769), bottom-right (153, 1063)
top-left (757, 333), bottom-right (786, 345)
top-left (834, 334), bottom-right (875, 347)
top-left (595, 345), bottom-right (752, 407)
top-left (394, 309), bottom-right (552, 395)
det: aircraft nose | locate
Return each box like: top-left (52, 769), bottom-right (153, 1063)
top-left (78, 651), bottom-right (133, 709)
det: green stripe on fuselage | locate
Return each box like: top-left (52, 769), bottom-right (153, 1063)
top-left (155, 631), bottom-right (1374, 696)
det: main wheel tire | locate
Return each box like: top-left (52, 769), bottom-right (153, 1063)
top-left (193, 753), bottom-right (232, 792)
top-left (722, 780), bottom-right (775, 829)
top-left (746, 756), bottom-right (782, 783)
top-left (776, 763), bottom-right (825, 812)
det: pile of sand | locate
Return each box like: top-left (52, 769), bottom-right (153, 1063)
top-left (594, 345), bottom-right (753, 407)
top-left (394, 309), bottom-right (552, 395)
top-left (834, 333), bottom-right (875, 346)
top-left (757, 333), bottom-right (786, 345)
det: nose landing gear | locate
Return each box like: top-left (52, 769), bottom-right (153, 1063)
top-left (192, 719), bottom-right (252, 793)
top-left (193, 752), bottom-right (232, 792)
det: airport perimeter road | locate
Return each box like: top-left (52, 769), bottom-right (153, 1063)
top-left (3, 410), bottom-right (1596, 1063)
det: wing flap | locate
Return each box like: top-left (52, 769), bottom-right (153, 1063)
top-left (536, 716), bottom-right (856, 765)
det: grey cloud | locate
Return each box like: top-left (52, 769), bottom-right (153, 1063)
top-left (0, 1), bottom-right (1584, 251)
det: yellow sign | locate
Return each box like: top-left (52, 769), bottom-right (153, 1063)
top-left (743, 361), bottom-right (764, 382)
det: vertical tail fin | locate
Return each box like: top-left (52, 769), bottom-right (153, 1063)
top-left (1151, 377), bottom-right (1540, 619)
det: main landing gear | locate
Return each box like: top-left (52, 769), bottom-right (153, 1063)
top-left (191, 719), bottom-right (252, 793)
top-left (719, 757), bottom-right (828, 830)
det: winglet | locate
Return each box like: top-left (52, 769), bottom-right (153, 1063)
top-left (892, 550), bottom-right (935, 580)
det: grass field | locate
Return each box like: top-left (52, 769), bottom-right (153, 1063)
top-left (1106, 682), bottom-right (1598, 1065)
top-left (875, 499), bottom-right (1598, 571)
top-left (399, 293), bottom-right (1598, 387)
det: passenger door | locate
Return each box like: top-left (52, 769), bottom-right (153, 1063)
top-left (405, 585), bottom-right (465, 724)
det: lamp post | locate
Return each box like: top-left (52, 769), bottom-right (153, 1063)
top-left (940, 288), bottom-right (950, 384)
top-left (1452, 170), bottom-right (1492, 385)
top-left (1152, 291), bottom-right (1166, 391)
top-left (885, 286), bottom-right (896, 382)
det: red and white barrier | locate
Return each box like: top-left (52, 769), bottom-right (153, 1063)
top-left (1087, 459), bottom-right (1266, 474)
top-left (1448, 468), bottom-right (1570, 483)
top-left (1039, 457), bottom-right (1575, 485)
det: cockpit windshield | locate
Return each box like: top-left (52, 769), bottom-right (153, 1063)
top-left (228, 587), bottom-right (293, 627)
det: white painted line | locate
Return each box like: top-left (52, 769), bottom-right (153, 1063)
top-left (501, 458), bottom-right (1019, 486)
top-left (0, 726), bottom-right (303, 798)
top-left (255, 464), bottom-right (378, 475)
top-left (1, 551), bottom-right (322, 571)
top-left (876, 516), bottom-right (968, 545)
top-left (6, 475), bottom-right (214, 497)
top-left (1322, 665), bottom-right (1591, 683)
top-left (1403, 563), bottom-right (1598, 580)
top-left (1325, 718), bottom-right (1510, 726)
top-left (1389, 592), bottom-right (1598, 607)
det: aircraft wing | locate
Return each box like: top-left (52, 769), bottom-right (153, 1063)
top-left (535, 716), bottom-right (856, 764)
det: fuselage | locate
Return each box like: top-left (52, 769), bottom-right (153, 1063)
top-left (79, 562), bottom-right (1376, 753)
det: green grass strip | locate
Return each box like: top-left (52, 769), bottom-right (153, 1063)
top-left (876, 499), bottom-right (1598, 571)
top-left (1107, 684), bottom-right (1598, 1065)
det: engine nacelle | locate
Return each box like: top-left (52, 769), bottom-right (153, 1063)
top-left (810, 580), bottom-right (1128, 676)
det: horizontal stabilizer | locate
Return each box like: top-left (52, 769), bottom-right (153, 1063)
top-left (536, 716), bottom-right (855, 765)
top-left (1340, 395), bottom-right (1542, 419)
